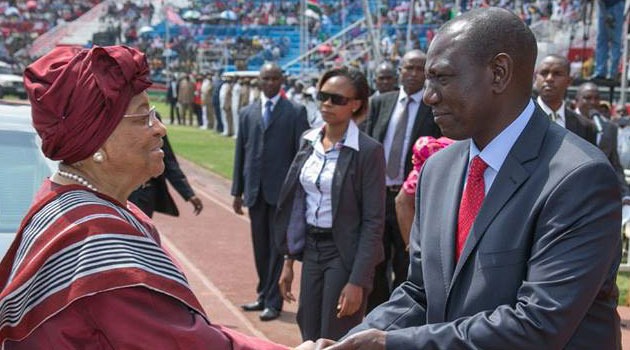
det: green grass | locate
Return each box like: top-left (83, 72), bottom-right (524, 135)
top-left (151, 98), bottom-right (235, 179)
top-left (618, 271), bottom-right (630, 306)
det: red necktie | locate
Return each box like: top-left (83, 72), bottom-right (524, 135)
top-left (456, 156), bottom-right (488, 261)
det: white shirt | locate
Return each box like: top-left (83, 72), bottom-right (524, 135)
top-left (468, 99), bottom-right (535, 194)
top-left (300, 120), bottom-right (360, 228)
top-left (383, 89), bottom-right (423, 186)
top-left (261, 93), bottom-right (281, 116)
top-left (536, 96), bottom-right (566, 128)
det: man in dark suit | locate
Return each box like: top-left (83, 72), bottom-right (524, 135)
top-left (364, 50), bottom-right (442, 312)
top-left (128, 114), bottom-right (203, 218)
top-left (372, 61), bottom-right (398, 97)
top-left (534, 54), bottom-right (597, 145)
top-left (313, 8), bottom-right (621, 350)
top-left (166, 73), bottom-right (181, 125)
top-left (575, 82), bottom-right (630, 202)
top-left (231, 62), bottom-right (310, 321)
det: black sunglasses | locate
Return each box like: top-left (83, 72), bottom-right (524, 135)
top-left (316, 91), bottom-right (354, 106)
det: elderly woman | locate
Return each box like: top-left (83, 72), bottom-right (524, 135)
top-left (275, 67), bottom-right (386, 341)
top-left (0, 46), bottom-right (311, 350)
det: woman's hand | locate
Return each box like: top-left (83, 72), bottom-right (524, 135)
top-left (279, 260), bottom-right (296, 302)
top-left (336, 283), bottom-right (363, 318)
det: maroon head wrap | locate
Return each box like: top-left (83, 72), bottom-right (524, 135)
top-left (24, 45), bottom-right (152, 164)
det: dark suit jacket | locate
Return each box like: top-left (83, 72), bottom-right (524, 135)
top-left (231, 97), bottom-right (309, 207)
top-left (274, 128), bottom-right (386, 288)
top-left (565, 107), bottom-right (597, 145)
top-left (348, 107), bottom-right (622, 349)
top-left (592, 115), bottom-right (630, 198)
top-left (166, 79), bottom-right (178, 104)
top-left (129, 133), bottom-right (194, 216)
top-left (364, 91), bottom-right (442, 178)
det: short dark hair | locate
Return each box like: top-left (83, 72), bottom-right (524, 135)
top-left (542, 54), bottom-right (571, 75)
top-left (317, 66), bottom-right (370, 118)
top-left (441, 8), bottom-right (537, 89)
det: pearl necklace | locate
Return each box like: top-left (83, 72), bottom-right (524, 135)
top-left (58, 170), bottom-right (98, 192)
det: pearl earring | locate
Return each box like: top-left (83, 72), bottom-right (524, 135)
top-left (93, 152), bottom-right (104, 163)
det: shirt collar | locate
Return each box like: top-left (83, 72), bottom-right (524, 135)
top-left (536, 96), bottom-right (565, 122)
top-left (261, 93), bottom-right (281, 107)
top-left (469, 99), bottom-right (536, 173)
top-left (398, 88), bottom-right (423, 104)
top-left (303, 119), bottom-right (360, 151)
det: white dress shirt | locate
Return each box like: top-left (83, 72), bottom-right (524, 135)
top-left (467, 99), bottom-right (535, 194)
top-left (261, 93), bottom-right (281, 116)
top-left (300, 120), bottom-right (360, 228)
top-left (536, 96), bottom-right (566, 128)
top-left (383, 89), bottom-right (423, 186)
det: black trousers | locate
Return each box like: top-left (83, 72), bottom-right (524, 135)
top-left (298, 233), bottom-right (367, 341)
top-left (169, 100), bottom-right (181, 125)
top-left (194, 103), bottom-right (203, 126)
top-left (248, 196), bottom-right (283, 311)
top-left (366, 189), bottom-right (409, 312)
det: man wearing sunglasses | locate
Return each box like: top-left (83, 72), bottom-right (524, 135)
top-left (232, 62), bottom-right (310, 321)
top-left (363, 49), bottom-right (442, 313)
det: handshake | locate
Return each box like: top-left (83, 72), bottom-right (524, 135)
top-left (293, 329), bottom-right (386, 350)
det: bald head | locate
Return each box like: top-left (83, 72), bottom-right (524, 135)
top-left (576, 82), bottom-right (600, 117)
top-left (402, 50), bottom-right (426, 65)
top-left (259, 62), bottom-right (284, 98)
top-left (439, 7), bottom-right (537, 95)
top-left (375, 61), bottom-right (398, 93)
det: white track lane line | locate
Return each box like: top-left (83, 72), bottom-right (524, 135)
top-left (162, 234), bottom-right (269, 341)
top-left (191, 185), bottom-right (250, 223)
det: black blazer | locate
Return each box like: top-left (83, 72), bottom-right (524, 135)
top-left (231, 97), bottom-right (310, 207)
top-left (274, 128), bottom-right (386, 288)
top-left (594, 115), bottom-right (630, 197)
top-left (364, 91), bottom-right (442, 177)
top-left (565, 107), bottom-right (597, 146)
top-left (348, 106), bottom-right (622, 348)
top-left (129, 133), bottom-right (195, 216)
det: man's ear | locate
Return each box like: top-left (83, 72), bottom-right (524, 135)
top-left (490, 53), bottom-right (513, 94)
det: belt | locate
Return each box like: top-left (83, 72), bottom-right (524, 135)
top-left (386, 185), bottom-right (402, 193)
top-left (306, 225), bottom-right (333, 240)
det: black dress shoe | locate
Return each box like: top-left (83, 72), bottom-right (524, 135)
top-left (241, 300), bottom-right (264, 311)
top-left (259, 307), bottom-right (280, 321)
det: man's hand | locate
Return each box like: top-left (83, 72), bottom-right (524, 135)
top-left (279, 260), bottom-right (296, 302)
top-left (337, 283), bottom-right (363, 318)
top-left (232, 196), bottom-right (244, 215)
top-left (189, 196), bottom-right (203, 215)
top-left (315, 329), bottom-right (386, 350)
top-left (294, 340), bottom-right (316, 350)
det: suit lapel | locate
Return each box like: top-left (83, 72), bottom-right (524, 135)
top-left (252, 101), bottom-right (264, 131)
top-left (331, 147), bottom-right (354, 221)
top-left (377, 93), bottom-right (399, 142)
top-left (410, 101), bottom-right (431, 140)
top-left (439, 143), bottom-right (468, 292)
top-left (277, 141), bottom-right (313, 207)
top-left (564, 107), bottom-right (579, 134)
top-left (265, 98), bottom-right (286, 131)
top-left (449, 108), bottom-right (549, 292)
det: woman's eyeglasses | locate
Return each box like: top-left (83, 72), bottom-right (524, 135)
top-left (316, 91), bottom-right (354, 106)
top-left (123, 106), bottom-right (157, 127)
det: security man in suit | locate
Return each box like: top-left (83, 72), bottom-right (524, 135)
top-left (363, 50), bottom-right (442, 312)
top-left (575, 82), bottom-right (630, 203)
top-left (231, 62), bottom-right (310, 321)
top-left (313, 7), bottom-right (621, 350)
top-left (129, 114), bottom-right (203, 218)
top-left (534, 54), bottom-right (597, 145)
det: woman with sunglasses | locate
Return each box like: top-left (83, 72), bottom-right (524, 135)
top-left (275, 67), bottom-right (386, 341)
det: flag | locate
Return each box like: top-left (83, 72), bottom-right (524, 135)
top-left (306, 0), bottom-right (322, 17)
top-left (164, 7), bottom-right (185, 25)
